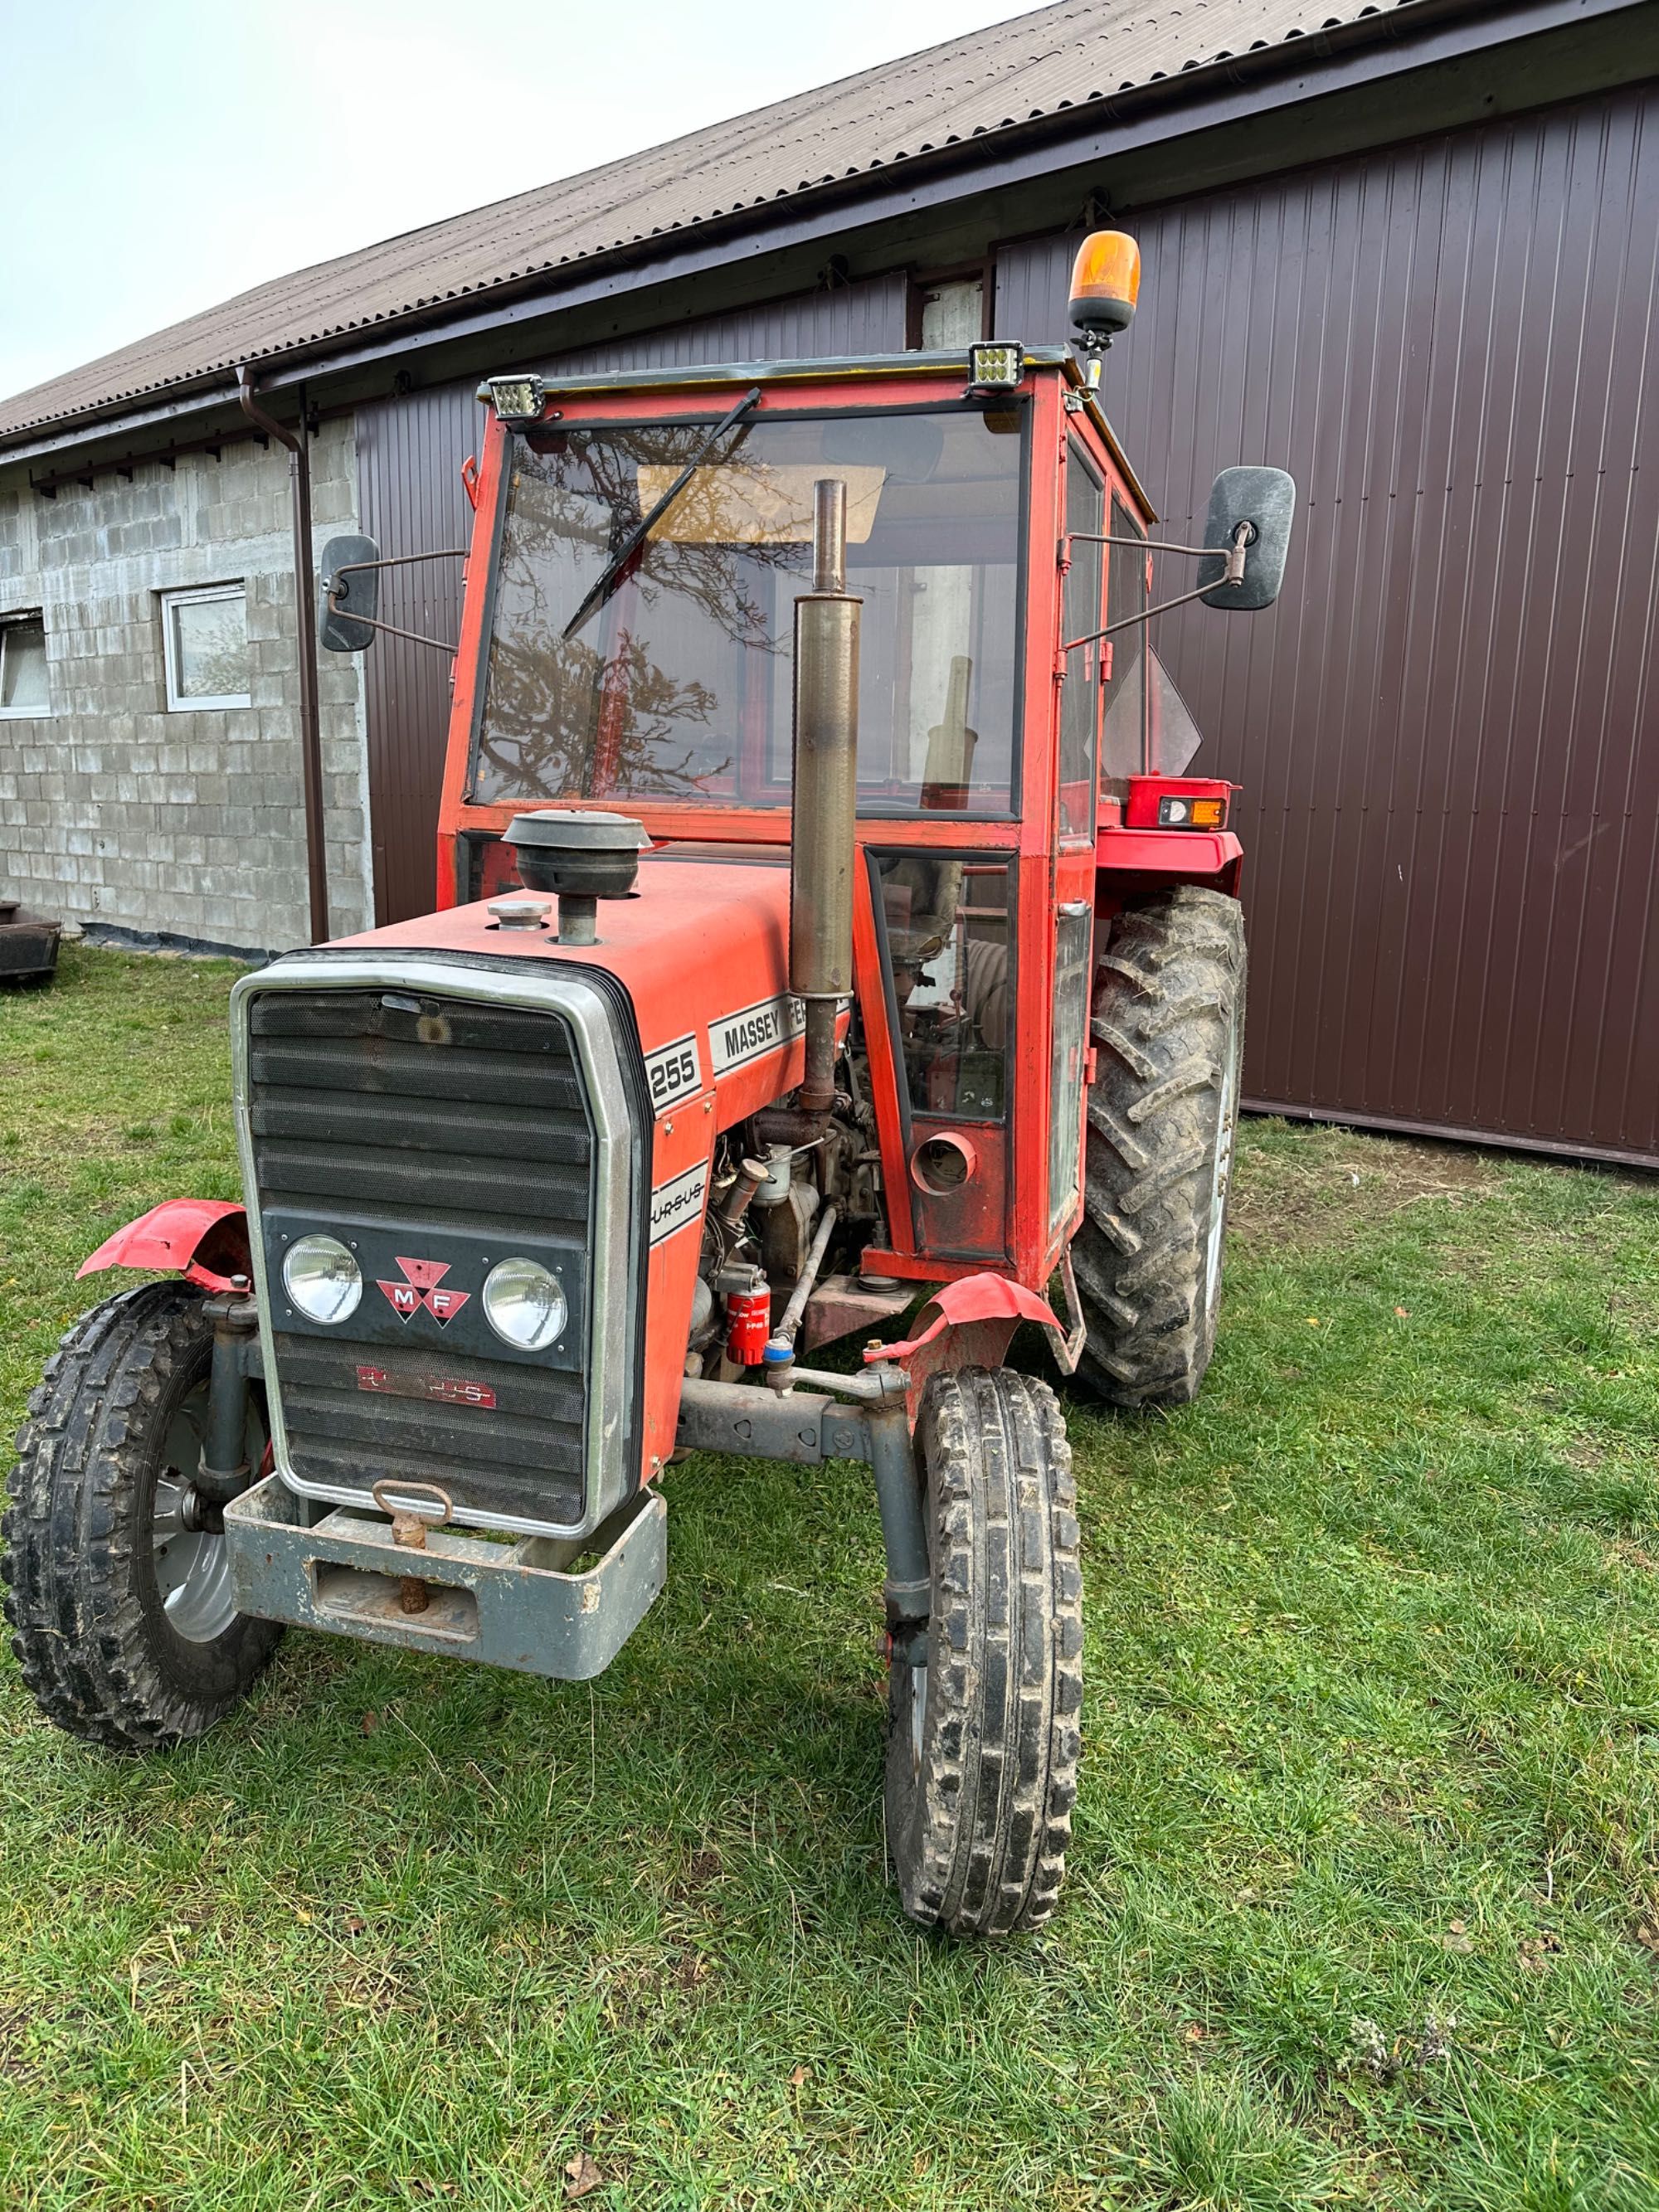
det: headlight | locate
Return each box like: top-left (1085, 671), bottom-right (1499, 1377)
top-left (482, 1257), bottom-right (567, 1351)
top-left (282, 1234), bottom-right (362, 1324)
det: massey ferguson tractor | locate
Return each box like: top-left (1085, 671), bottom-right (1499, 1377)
top-left (5, 233), bottom-right (1293, 1937)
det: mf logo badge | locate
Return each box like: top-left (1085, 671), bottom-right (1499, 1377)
top-left (377, 1255), bottom-right (470, 1325)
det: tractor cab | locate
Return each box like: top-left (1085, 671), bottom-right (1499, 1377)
top-left (411, 337), bottom-right (1260, 1299)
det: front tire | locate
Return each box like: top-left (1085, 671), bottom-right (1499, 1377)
top-left (885, 1368), bottom-right (1082, 1936)
top-left (1072, 886), bottom-right (1246, 1407)
top-left (3, 1281), bottom-right (281, 1752)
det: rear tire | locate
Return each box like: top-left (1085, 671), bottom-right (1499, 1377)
top-left (3, 1281), bottom-right (281, 1752)
top-left (1072, 886), bottom-right (1246, 1407)
top-left (884, 1368), bottom-right (1082, 1936)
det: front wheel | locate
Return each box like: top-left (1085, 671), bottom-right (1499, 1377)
top-left (885, 1368), bottom-right (1082, 1936)
top-left (3, 1281), bottom-right (281, 1752)
top-left (1072, 886), bottom-right (1247, 1407)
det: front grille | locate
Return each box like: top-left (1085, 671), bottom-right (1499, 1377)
top-left (246, 988), bottom-right (597, 1524)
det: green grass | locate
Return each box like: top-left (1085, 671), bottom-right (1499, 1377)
top-left (2, 944), bottom-right (1657, 2210)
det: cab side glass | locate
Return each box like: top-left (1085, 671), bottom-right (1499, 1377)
top-left (872, 852), bottom-right (1011, 1123)
top-left (1101, 494), bottom-right (1147, 783)
top-left (1145, 650), bottom-right (1205, 776)
top-left (1058, 446), bottom-right (1103, 836)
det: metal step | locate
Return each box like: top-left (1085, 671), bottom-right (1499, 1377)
top-left (224, 1473), bottom-right (665, 1680)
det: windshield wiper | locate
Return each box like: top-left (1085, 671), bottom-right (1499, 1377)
top-left (562, 384), bottom-right (763, 641)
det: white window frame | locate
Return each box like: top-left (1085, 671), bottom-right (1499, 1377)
top-left (162, 582), bottom-right (251, 712)
top-left (0, 610), bottom-right (51, 720)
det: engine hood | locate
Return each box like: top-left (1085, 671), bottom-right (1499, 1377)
top-left (329, 844), bottom-right (808, 1130)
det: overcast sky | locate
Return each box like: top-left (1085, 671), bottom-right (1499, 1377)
top-left (0, 0), bottom-right (1048, 406)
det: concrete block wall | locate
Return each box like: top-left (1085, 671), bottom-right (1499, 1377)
top-left (0, 418), bottom-right (372, 954)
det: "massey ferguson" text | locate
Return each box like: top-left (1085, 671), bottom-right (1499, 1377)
top-left (709, 993), bottom-right (805, 1076)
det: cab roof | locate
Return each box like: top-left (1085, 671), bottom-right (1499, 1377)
top-left (484, 344), bottom-right (1155, 520)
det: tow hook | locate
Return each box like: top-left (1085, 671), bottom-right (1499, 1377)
top-left (371, 1480), bottom-right (455, 1615)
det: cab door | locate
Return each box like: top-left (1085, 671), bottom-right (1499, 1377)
top-left (1048, 437), bottom-right (1107, 1248)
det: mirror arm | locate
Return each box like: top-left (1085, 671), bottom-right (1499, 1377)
top-left (1065, 532), bottom-right (1224, 558)
top-left (328, 547), bottom-right (469, 579)
top-left (322, 547), bottom-right (469, 657)
top-left (1063, 576), bottom-right (1237, 652)
top-left (323, 600), bottom-right (460, 655)
top-left (1059, 522), bottom-right (1251, 652)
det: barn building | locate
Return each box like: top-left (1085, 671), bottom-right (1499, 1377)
top-left (2, 0), bottom-right (1657, 1164)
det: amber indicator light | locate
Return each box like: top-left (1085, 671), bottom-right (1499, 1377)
top-left (1068, 231), bottom-right (1142, 339)
top-left (1158, 795), bottom-right (1228, 829)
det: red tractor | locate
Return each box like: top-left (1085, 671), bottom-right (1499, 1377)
top-left (5, 234), bottom-right (1293, 1936)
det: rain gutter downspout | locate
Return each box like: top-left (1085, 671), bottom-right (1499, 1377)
top-left (236, 365), bottom-right (328, 945)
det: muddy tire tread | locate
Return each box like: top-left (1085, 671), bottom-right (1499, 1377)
top-left (3, 1281), bottom-right (279, 1752)
top-left (1073, 886), bottom-right (1245, 1408)
top-left (888, 1368), bottom-right (1082, 1937)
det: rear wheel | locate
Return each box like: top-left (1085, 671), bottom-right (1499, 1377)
top-left (3, 1281), bottom-right (280, 1752)
top-left (1072, 886), bottom-right (1246, 1407)
top-left (884, 1367), bottom-right (1082, 1936)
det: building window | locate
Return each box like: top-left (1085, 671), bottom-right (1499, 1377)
top-left (908, 268), bottom-right (990, 350)
top-left (162, 584), bottom-right (251, 711)
top-left (0, 611), bottom-right (50, 717)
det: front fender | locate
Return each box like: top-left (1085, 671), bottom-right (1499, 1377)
top-left (78, 1199), bottom-right (251, 1294)
top-left (864, 1274), bottom-right (1065, 1423)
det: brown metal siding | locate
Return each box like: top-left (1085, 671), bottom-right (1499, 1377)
top-left (356, 278), bottom-right (906, 923)
top-left (548, 275), bottom-right (908, 376)
top-left (999, 83), bottom-right (1659, 1164)
top-left (356, 383), bottom-right (487, 925)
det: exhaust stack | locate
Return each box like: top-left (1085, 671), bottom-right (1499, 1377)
top-left (790, 479), bottom-right (861, 1119)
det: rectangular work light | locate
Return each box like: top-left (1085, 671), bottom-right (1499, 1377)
top-left (481, 373), bottom-right (546, 425)
top-left (966, 342), bottom-right (1023, 393)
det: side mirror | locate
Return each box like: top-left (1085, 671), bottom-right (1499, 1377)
top-left (319, 534), bottom-right (380, 652)
top-left (1198, 467), bottom-right (1296, 611)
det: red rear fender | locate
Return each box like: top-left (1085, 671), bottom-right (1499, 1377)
top-left (79, 1200), bottom-right (251, 1293)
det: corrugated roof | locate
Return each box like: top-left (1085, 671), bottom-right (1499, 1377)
top-left (0, 0), bottom-right (1421, 443)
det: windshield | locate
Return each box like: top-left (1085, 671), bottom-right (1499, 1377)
top-left (468, 408), bottom-right (1024, 812)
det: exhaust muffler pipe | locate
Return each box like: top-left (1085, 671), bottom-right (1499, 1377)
top-left (789, 479), bottom-right (861, 1121)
